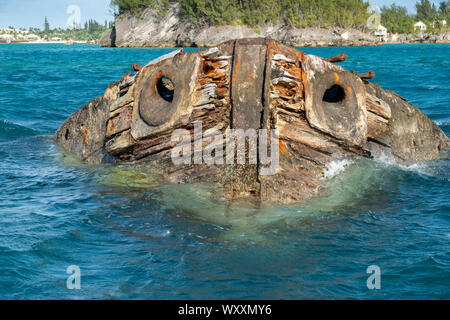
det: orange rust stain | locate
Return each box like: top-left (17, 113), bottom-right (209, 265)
top-left (333, 72), bottom-right (340, 83)
top-left (347, 86), bottom-right (353, 95)
top-left (267, 40), bottom-right (279, 56)
top-left (83, 128), bottom-right (88, 150)
top-left (295, 50), bottom-right (305, 60)
top-left (233, 60), bottom-right (240, 82)
top-left (268, 40), bottom-right (278, 51)
top-left (120, 72), bottom-right (132, 82)
top-left (278, 139), bottom-right (287, 155)
top-left (108, 120), bottom-right (115, 134)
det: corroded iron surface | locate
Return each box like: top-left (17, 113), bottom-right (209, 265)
top-left (55, 38), bottom-right (449, 204)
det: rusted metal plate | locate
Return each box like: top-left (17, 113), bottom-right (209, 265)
top-left (54, 97), bottom-right (109, 164)
top-left (107, 105), bottom-right (133, 138)
top-left (138, 67), bottom-right (181, 127)
top-left (366, 93), bottom-right (391, 119)
top-left (55, 38), bottom-right (450, 204)
top-left (227, 39), bottom-right (269, 198)
top-left (105, 129), bottom-right (134, 156)
top-left (132, 50), bottom-right (200, 140)
top-left (302, 54), bottom-right (367, 146)
top-left (231, 40), bottom-right (267, 130)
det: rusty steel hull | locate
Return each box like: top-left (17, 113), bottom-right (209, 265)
top-left (54, 38), bottom-right (450, 204)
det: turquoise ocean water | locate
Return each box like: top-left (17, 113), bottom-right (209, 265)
top-left (0, 43), bottom-right (448, 299)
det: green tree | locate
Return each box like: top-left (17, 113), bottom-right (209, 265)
top-left (416, 0), bottom-right (438, 22)
top-left (439, 1), bottom-right (450, 19)
top-left (381, 4), bottom-right (414, 34)
top-left (44, 16), bottom-right (50, 32)
top-left (111, 0), bottom-right (369, 28)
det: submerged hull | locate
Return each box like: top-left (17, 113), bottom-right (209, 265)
top-left (55, 38), bottom-right (449, 204)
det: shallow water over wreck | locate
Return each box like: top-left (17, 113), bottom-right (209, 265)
top-left (0, 43), bottom-right (449, 299)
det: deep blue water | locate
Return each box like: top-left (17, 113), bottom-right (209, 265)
top-left (0, 43), bottom-right (448, 300)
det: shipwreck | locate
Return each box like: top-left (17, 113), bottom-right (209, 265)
top-left (55, 38), bottom-right (449, 204)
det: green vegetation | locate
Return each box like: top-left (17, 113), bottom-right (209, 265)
top-left (110, 0), bottom-right (450, 34)
top-left (44, 17), bottom-right (50, 32)
top-left (417, 0), bottom-right (439, 21)
top-left (381, 0), bottom-right (449, 34)
top-left (380, 5), bottom-right (416, 34)
top-left (111, 0), bottom-right (370, 28)
top-left (29, 18), bottom-right (114, 41)
top-left (412, 0), bottom-right (450, 32)
top-left (111, 0), bottom-right (171, 17)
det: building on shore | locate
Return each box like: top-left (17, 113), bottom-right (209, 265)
top-left (0, 34), bottom-right (14, 42)
top-left (374, 25), bottom-right (387, 42)
top-left (414, 21), bottom-right (427, 32)
top-left (0, 28), bottom-right (29, 34)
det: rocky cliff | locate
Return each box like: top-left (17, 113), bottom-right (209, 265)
top-left (100, 3), bottom-right (378, 48)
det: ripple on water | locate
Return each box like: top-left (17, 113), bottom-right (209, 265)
top-left (0, 43), bottom-right (449, 299)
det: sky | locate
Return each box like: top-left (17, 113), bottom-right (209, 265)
top-left (0, 0), bottom-right (114, 29)
top-left (371, 0), bottom-right (442, 12)
top-left (0, 0), bottom-right (444, 29)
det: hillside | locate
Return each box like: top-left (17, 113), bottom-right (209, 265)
top-left (101, 2), bottom-right (377, 47)
top-left (111, 0), bottom-right (370, 28)
top-left (100, 0), bottom-right (450, 47)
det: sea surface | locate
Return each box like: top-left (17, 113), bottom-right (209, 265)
top-left (0, 43), bottom-right (448, 300)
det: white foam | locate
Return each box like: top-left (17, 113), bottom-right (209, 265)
top-left (398, 163), bottom-right (434, 176)
top-left (373, 151), bottom-right (396, 165)
top-left (373, 151), bottom-right (435, 177)
top-left (322, 159), bottom-right (354, 180)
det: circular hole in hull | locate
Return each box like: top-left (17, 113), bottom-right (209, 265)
top-left (323, 85), bottom-right (346, 103)
top-left (157, 77), bottom-right (174, 102)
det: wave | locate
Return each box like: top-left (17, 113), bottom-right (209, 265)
top-left (372, 152), bottom-right (446, 178)
top-left (321, 158), bottom-right (355, 180)
top-left (318, 152), bottom-right (441, 185)
top-left (0, 119), bottom-right (37, 140)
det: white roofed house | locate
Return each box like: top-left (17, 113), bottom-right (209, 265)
top-left (25, 34), bottom-right (39, 40)
top-left (0, 34), bottom-right (14, 43)
top-left (374, 25), bottom-right (388, 42)
top-left (414, 21), bottom-right (427, 31)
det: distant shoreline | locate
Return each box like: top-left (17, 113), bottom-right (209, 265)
top-left (2, 40), bottom-right (450, 47)
top-left (97, 4), bottom-right (450, 49)
top-left (0, 40), bottom-right (92, 45)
